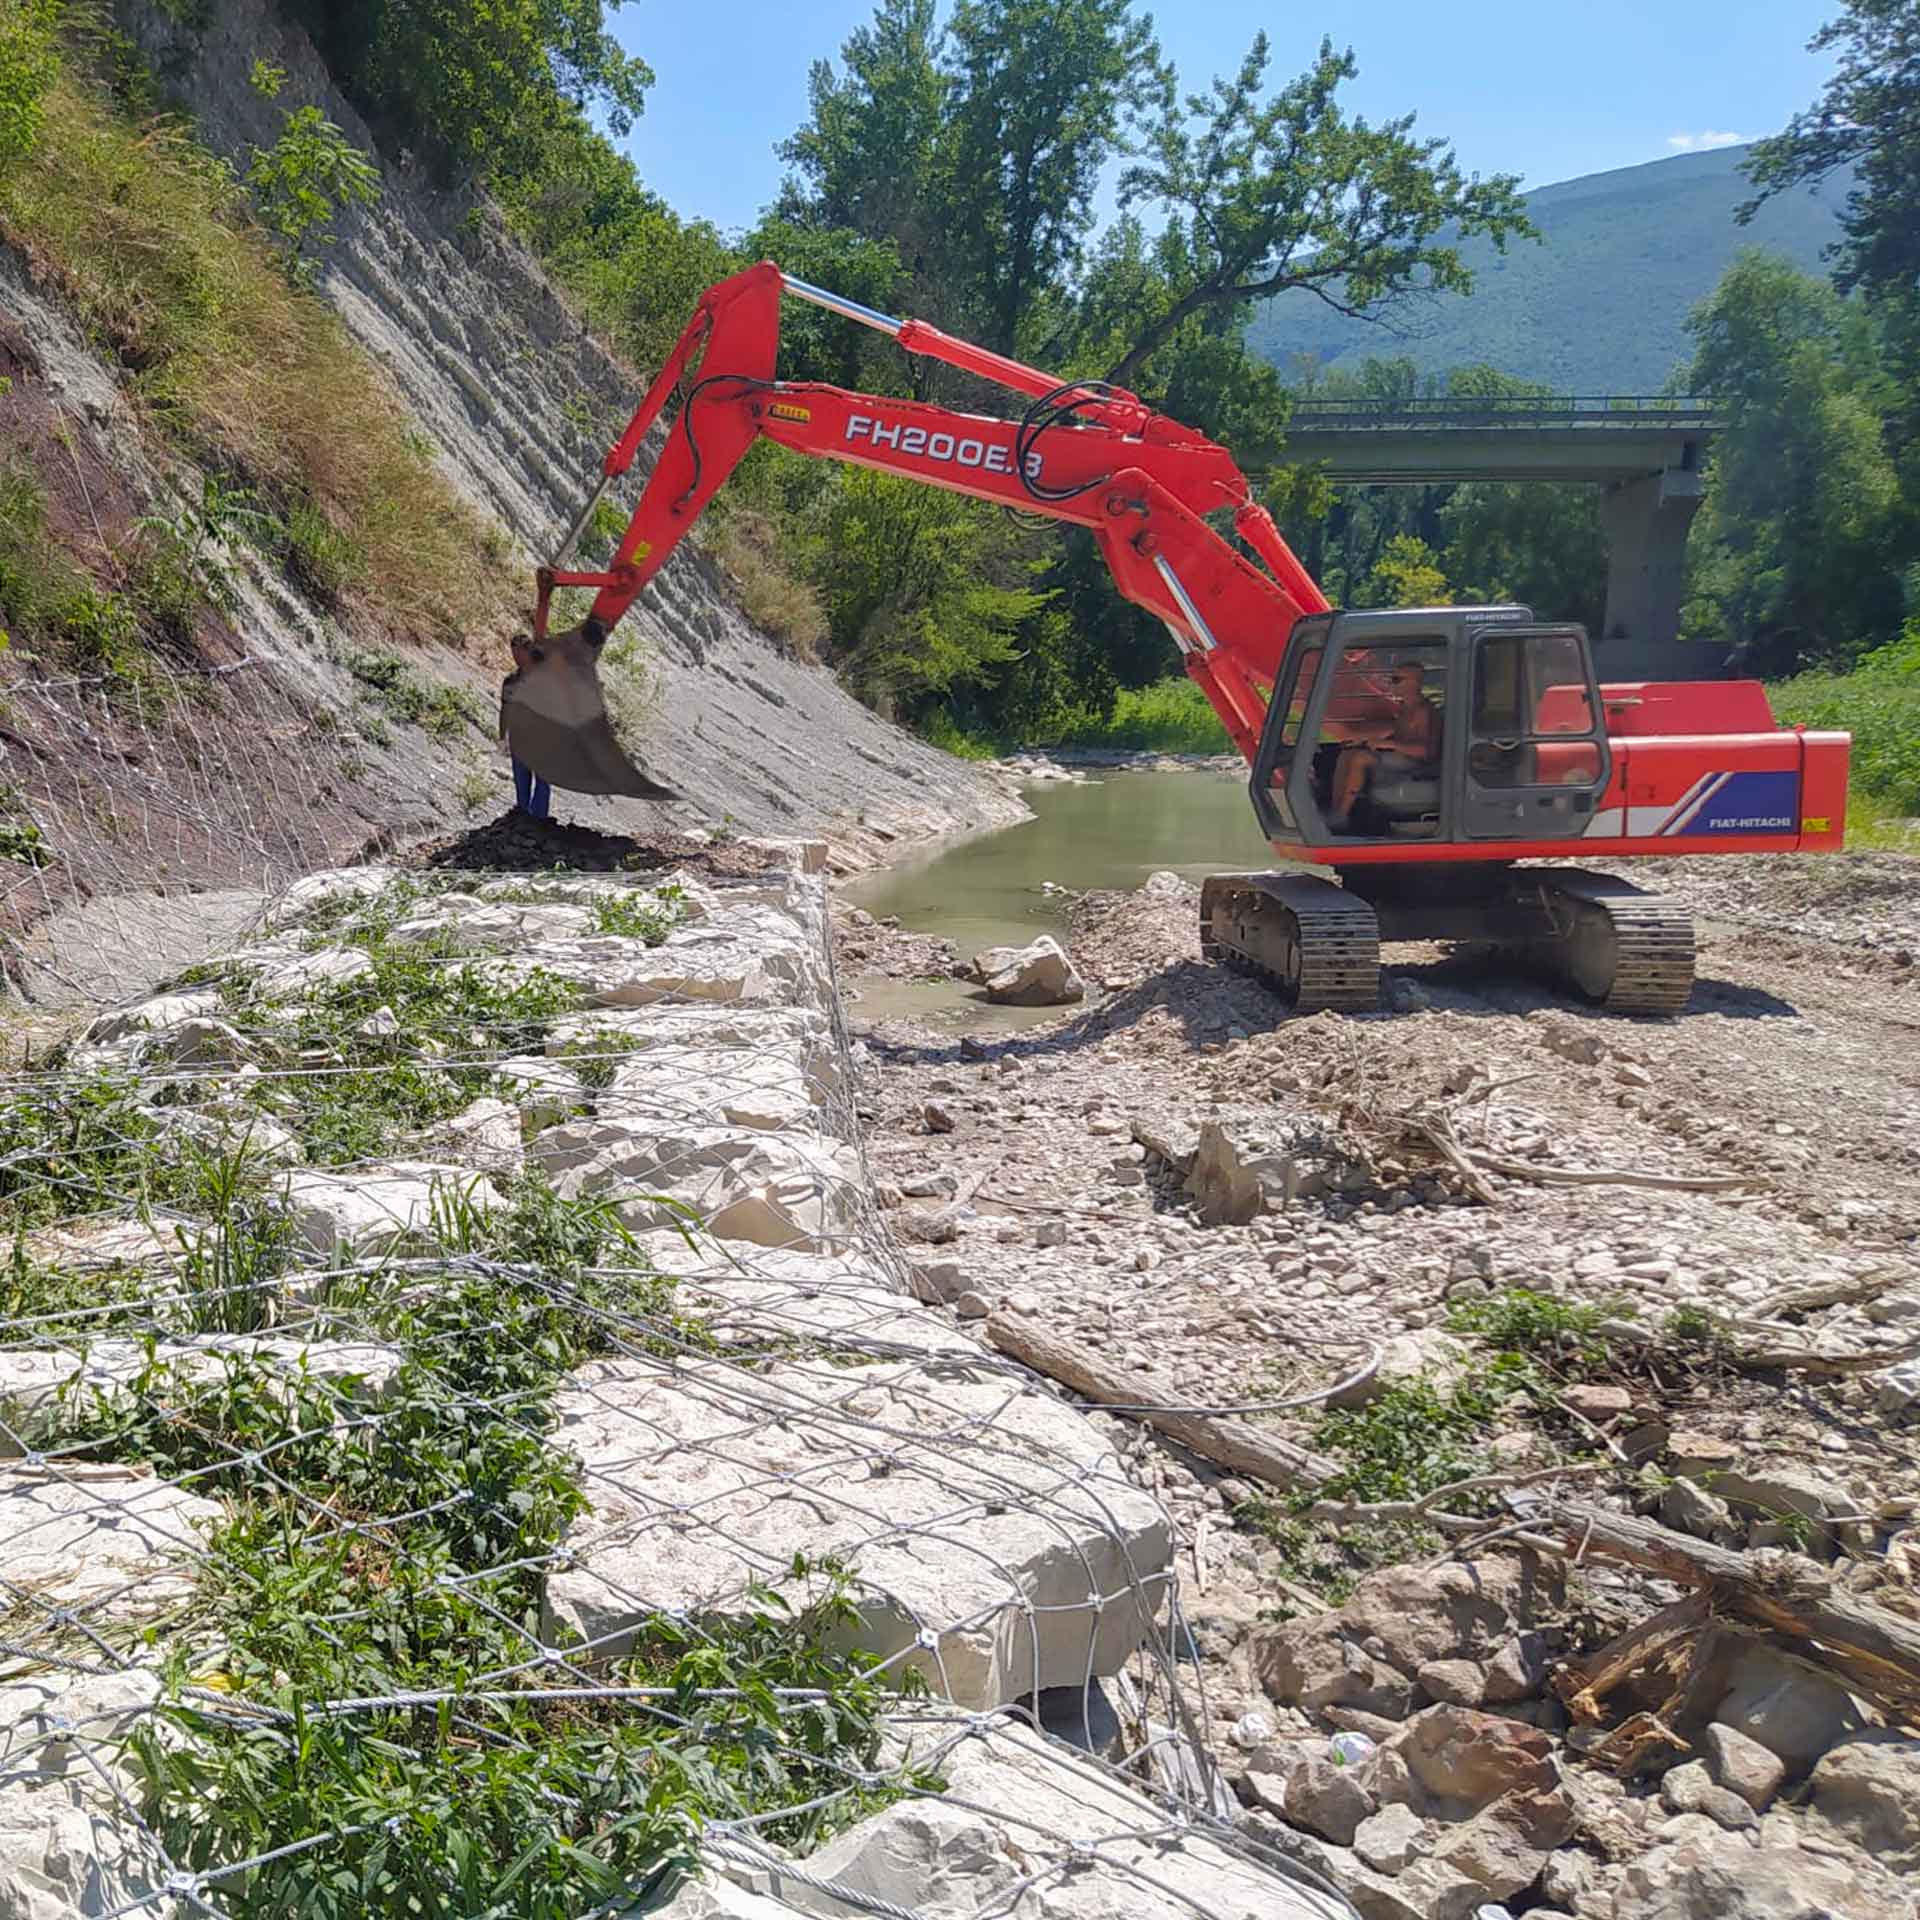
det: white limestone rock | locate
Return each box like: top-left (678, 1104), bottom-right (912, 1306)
top-left (26, 1219), bottom-right (176, 1273)
top-left (0, 1669), bottom-right (169, 1920)
top-left (531, 1121), bottom-right (859, 1249)
top-left (82, 991), bottom-right (220, 1048)
top-left (599, 1046), bottom-right (815, 1134)
top-left (635, 1235), bottom-right (974, 1357)
top-left (542, 1352), bottom-right (1173, 1708)
top-left (500, 904), bottom-right (824, 1010)
top-left (426, 1096), bottom-right (525, 1178)
top-left (275, 867), bottom-right (395, 921)
top-left (495, 1055), bottom-right (584, 1131)
top-left (976, 936), bottom-right (1085, 1007)
top-left (281, 1162), bottom-right (501, 1254)
top-left (0, 1472), bottom-right (220, 1620)
top-left (764, 1716), bottom-right (1352, 1918)
top-left (247, 946), bottom-right (376, 1000)
top-left (545, 1004), bottom-right (843, 1103)
top-left (388, 901), bottom-right (594, 949)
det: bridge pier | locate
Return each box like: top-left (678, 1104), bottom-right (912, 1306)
top-left (1598, 466), bottom-right (1707, 681)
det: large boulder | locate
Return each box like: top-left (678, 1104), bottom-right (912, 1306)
top-left (0, 1336), bottom-right (401, 1450)
top-left (541, 1351), bottom-right (1172, 1709)
top-left (1387, 1706), bottom-right (1562, 1817)
top-left (1612, 1832), bottom-right (1908, 1920)
top-left (501, 905), bottom-right (826, 1009)
top-left (974, 935), bottom-right (1085, 1006)
top-left (636, 1235), bottom-right (976, 1358)
top-left (531, 1119), bottom-right (860, 1249)
top-left (281, 1162), bottom-right (501, 1255)
top-left (1254, 1560), bottom-right (1556, 1717)
top-left (726, 1716), bottom-right (1352, 1919)
top-left (0, 1474), bottom-right (221, 1621)
top-left (1710, 1641), bottom-right (1866, 1776)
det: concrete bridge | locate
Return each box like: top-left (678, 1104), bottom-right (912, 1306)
top-left (1283, 398), bottom-right (1720, 680)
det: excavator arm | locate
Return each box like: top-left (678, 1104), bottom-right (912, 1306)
top-left (516, 260), bottom-right (1325, 783)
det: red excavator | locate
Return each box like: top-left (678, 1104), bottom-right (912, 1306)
top-left (506, 261), bottom-right (1850, 1015)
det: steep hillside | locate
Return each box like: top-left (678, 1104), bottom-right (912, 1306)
top-left (0, 0), bottom-right (1020, 1001)
top-left (1247, 144), bottom-right (1848, 392)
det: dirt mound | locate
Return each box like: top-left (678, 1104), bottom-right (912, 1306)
top-left (401, 812), bottom-right (784, 876)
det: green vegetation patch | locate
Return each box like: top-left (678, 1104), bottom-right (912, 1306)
top-left (1771, 630), bottom-right (1920, 821)
top-left (0, 858), bottom-right (921, 1908)
top-left (0, 56), bottom-right (510, 645)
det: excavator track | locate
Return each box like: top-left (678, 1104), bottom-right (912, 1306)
top-left (1526, 871), bottom-right (1697, 1015)
top-left (1199, 873), bottom-right (1381, 1013)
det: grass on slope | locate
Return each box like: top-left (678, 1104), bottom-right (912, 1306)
top-left (0, 72), bottom-right (510, 647)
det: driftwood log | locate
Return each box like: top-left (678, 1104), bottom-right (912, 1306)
top-left (1542, 1502), bottom-right (1920, 1724)
top-left (985, 1310), bottom-right (1339, 1492)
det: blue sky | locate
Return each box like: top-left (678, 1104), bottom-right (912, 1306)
top-left (607, 0), bottom-right (1837, 237)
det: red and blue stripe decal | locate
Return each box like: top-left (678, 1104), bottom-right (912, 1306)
top-left (1657, 770), bottom-right (1800, 836)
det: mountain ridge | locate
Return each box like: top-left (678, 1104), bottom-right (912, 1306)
top-left (1247, 142), bottom-right (1849, 393)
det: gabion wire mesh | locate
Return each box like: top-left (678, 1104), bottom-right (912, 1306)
top-left (0, 852), bottom-right (1358, 1920)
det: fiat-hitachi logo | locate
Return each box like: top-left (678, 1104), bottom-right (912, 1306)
top-left (844, 415), bottom-right (1041, 479)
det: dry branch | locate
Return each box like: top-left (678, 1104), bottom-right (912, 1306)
top-left (1758, 1270), bottom-right (1905, 1320)
top-left (1554, 1593), bottom-right (1710, 1725)
top-left (1465, 1152), bottom-right (1763, 1194)
top-left (985, 1310), bottom-right (1339, 1493)
top-left (1539, 1502), bottom-right (1920, 1722)
top-left (1410, 1117), bottom-right (1501, 1207)
top-left (1726, 1339), bottom-right (1920, 1378)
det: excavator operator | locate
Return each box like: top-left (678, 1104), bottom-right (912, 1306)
top-left (1328, 662), bottom-right (1439, 831)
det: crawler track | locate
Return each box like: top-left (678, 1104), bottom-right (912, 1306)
top-left (1532, 871), bottom-right (1697, 1015)
top-left (1199, 873), bottom-right (1381, 1013)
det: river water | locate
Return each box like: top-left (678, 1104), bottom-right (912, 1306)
top-left (844, 767), bottom-right (1277, 1026)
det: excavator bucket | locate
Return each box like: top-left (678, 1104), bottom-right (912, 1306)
top-left (501, 623), bottom-right (679, 801)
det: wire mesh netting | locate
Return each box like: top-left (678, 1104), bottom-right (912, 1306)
top-left (0, 852), bottom-right (1360, 1919)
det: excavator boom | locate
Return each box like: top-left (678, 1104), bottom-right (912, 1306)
top-left (527, 259), bottom-right (1323, 762)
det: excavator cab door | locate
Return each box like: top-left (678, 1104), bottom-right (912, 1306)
top-left (1457, 624), bottom-right (1610, 841)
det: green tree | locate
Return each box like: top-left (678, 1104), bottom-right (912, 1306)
top-left (245, 103), bottom-right (382, 268)
top-left (1684, 253), bottom-right (1904, 669)
top-left (1440, 483), bottom-right (1606, 629)
top-left (1741, 1), bottom-right (1919, 316)
top-left (1109, 33), bottom-right (1531, 384)
top-left (1359, 534), bottom-right (1451, 608)
top-left (814, 468), bottom-right (1049, 711)
top-left (777, 0), bottom-right (949, 273)
top-left (289, 0), bottom-right (653, 179)
top-left (942, 0), bottom-right (1169, 356)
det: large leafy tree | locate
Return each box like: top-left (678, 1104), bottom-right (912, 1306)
top-left (1108, 34), bottom-right (1531, 384)
top-left (941, 0), bottom-right (1169, 356)
top-left (776, 0), bottom-right (949, 290)
top-left (1741, 1), bottom-right (1920, 313)
top-left (1683, 253), bottom-right (1904, 670)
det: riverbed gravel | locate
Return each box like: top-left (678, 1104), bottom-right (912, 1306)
top-left (837, 846), bottom-right (1920, 1918)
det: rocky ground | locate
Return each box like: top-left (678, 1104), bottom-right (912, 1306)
top-left (836, 850), bottom-right (1920, 1920)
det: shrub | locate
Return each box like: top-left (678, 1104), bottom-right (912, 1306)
top-left (244, 101), bottom-right (382, 268)
top-left (701, 507), bottom-right (828, 659)
top-left (1771, 630), bottom-right (1920, 819)
top-left (1055, 677), bottom-right (1230, 753)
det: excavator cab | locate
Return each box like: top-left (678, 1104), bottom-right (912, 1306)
top-left (1249, 606), bottom-right (1611, 852)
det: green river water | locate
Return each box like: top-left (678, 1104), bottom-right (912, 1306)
top-left (843, 767), bottom-right (1278, 1026)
